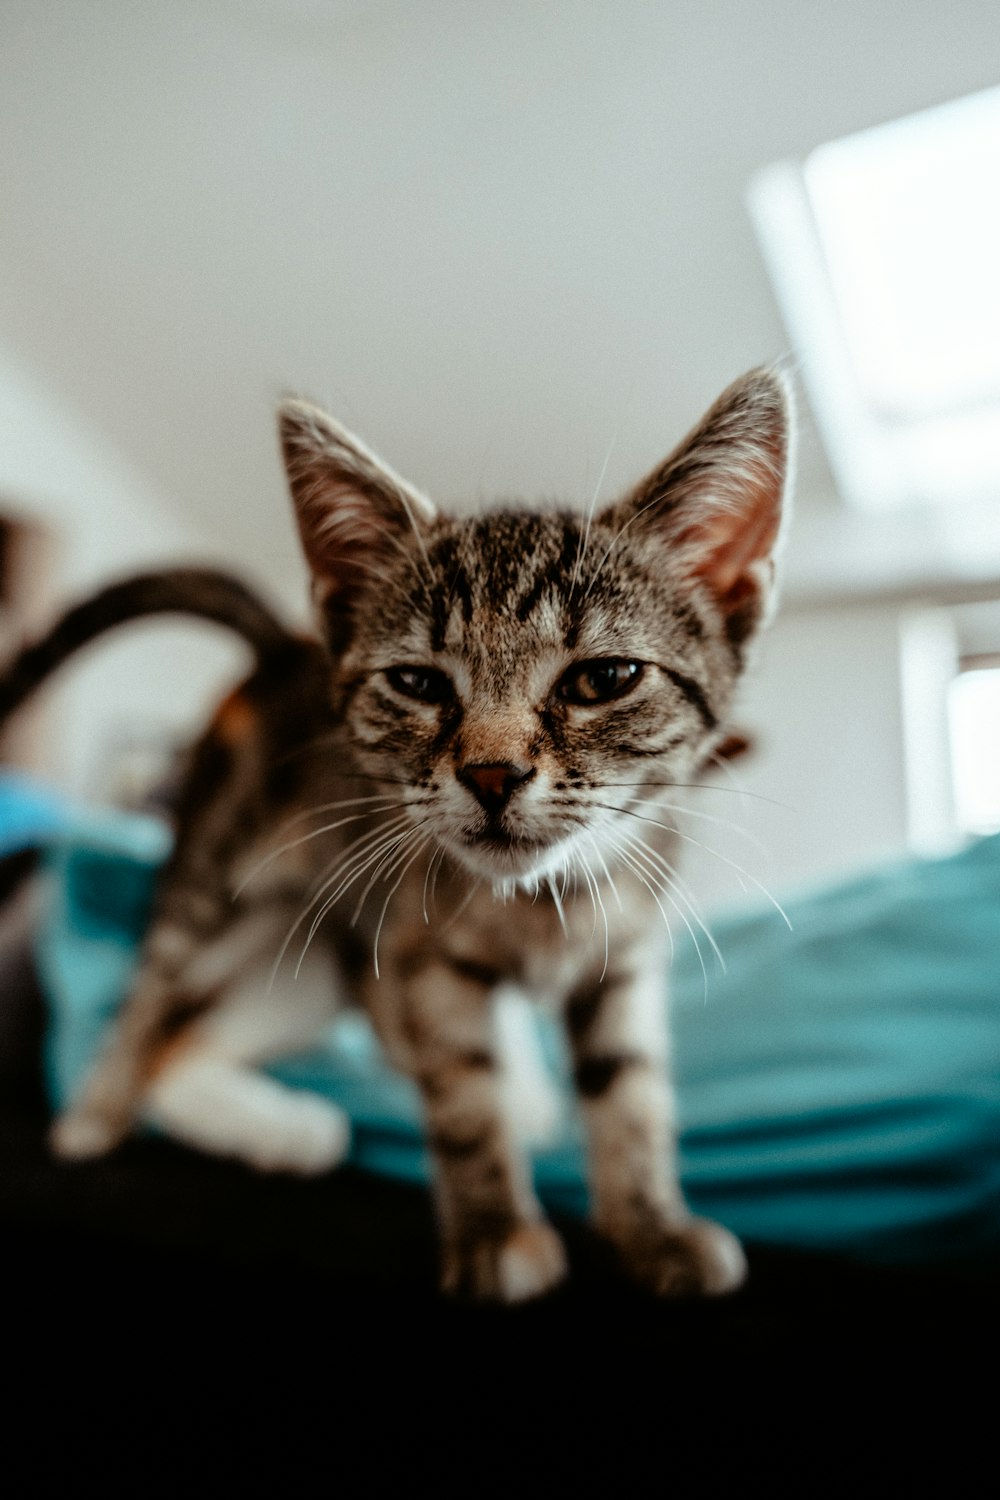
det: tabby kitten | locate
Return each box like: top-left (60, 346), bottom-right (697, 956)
top-left (12, 366), bottom-right (792, 1302)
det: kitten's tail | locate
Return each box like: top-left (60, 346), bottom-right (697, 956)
top-left (0, 567), bottom-right (297, 726)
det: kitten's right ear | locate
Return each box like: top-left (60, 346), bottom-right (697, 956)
top-left (602, 368), bottom-right (793, 650)
top-left (278, 399), bottom-right (437, 625)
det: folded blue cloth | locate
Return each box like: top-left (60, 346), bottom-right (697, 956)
top-left (0, 772), bottom-right (76, 857)
top-left (3, 771), bottom-right (998, 1264)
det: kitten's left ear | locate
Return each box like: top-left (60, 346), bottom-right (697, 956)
top-left (278, 399), bottom-right (437, 633)
top-left (604, 367), bottom-right (794, 646)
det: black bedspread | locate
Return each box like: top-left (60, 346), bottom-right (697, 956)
top-left (1, 856), bottom-right (992, 1486)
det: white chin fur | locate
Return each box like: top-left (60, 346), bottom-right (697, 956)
top-left (446, 835), bottom-right (576, 888)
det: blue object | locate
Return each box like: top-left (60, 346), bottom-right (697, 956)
top-left (3, 770), bottom-right (998, 1264)
top-left (0, 771), bottom-right (75, 857)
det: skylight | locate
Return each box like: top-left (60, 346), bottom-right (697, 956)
top-left (749, 87), bottom-right (1000, 512)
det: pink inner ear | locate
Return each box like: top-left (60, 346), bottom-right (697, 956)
top-left (690, 490), bottom-right (783, 600)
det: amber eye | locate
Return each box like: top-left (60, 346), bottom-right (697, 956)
top-left (385, 666), bottom-right (453, 704)
top-left (557, 659), bottom-right (643, 705)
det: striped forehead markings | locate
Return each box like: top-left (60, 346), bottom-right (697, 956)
top-left (425, 515), bottom-right (577, 647)
top-left (513, 523), bottom-right (581, 623)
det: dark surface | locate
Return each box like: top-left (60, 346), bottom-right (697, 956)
top-left (1, 856), bottom-right (993, 1485)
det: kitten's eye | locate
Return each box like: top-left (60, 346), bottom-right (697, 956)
top-left (557, 659), bottom-right (643, 705)
top-left (385, 666), bottom-right (453, 704)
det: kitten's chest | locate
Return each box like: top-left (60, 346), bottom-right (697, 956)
top-left (381, 858), bottom-right (660, 1006)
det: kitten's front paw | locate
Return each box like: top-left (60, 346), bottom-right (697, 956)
top-left (49, 1110), bottom-right (122, 1161)
top-left (239, 1094), bottom-right (350, 1176)
top-left (612, 1216), bottom-right (747, 1298)
top-left (441, 1221), bottom-right (568, 1304)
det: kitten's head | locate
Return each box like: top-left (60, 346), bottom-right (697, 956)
top-left (278, 370), bottom-right (793, 887)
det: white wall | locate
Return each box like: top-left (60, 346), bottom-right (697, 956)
top-left (0, 344), bottom-right (265, 792)
top-left (0, 332), bottom-right (959, 897)
top-left (0, 335), bottom-right (965, 907)
top-left (2, 1), bottom-right (995, 887)
top-left (3, 0), bottom-right (999, 579)
top-left (681, 598), bottom-right (913, 915)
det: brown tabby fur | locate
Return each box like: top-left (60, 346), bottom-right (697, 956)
top-left (7, 367), bottom-right (793, 1302)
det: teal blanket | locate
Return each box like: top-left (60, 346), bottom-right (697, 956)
top-left (3, 772), bottom-right (998, 1264)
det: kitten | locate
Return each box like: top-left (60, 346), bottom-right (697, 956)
top-left (2, 366), bottom-right (792, 1301)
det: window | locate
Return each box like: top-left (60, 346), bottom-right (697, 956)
top-left (901, 602), bottom-right (1000, 848)
top-left (749, 86), bottom-right (1000, 513)
top-left (948, 658), bottom-right (1000, 835)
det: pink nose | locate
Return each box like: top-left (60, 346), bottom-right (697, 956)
top-left (458, 762), bottom-right (534, 814)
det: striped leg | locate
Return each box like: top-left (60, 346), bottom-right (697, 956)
top-left (396, 956), bottom-right (567, 1303)
top-left (565, 964), bottom-right (746, 1296)
top-left (50, 877), bottom-right (235, 1157)
top-left (53, 892), bottom-right (347, 1174)
top-left (50, 877), bottom-right (303, 1159)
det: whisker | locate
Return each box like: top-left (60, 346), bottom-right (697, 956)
top-left (428, 845), bottom-right (447, 917)
top-left (603, 832), bottom-right (677, 968)
top-left (616, 828), bottom-right (725, 976)
top-left (373, 834), bottom-right (434, 978)
top-left (350, 817), bottom-right (433, 926)
top-left (263, 791), bottom-right (407, 844)
top-left (605, 803), bottom-right (793, 929)
top-left (575, 853), bottom-right (599, 942)
top-left (301, 817), bottom-right (418, 949)
top-left (639, 861), bottom-right (707, 1003)
top-left (422, 844), bottom-right (445, 923)
top-left (588, 836), bottom-right (624, 915)
top-left (569, 422), bottom-right (619, 601)
top-left (303, 813), bottom-right (413, 899)
top-left (579, 847), bottom-right (609, 979)
top-left (307, 768), bottom-right (418, 787)
top-left (570, 379), bottom-right (638, 605)
top-left (546, 871), bottom-right (569, 937)
top-left (579, 522), bottom-right (631, 605)
top-left (597, 787), bottom-right (772, 857)
top-left (266, 812), bottom-right (413, 988)
top-left (294, 826), bottom-right (412, 978)
top-left (235, 801), bottom-right (413, 896)
top-left (595, 780), bottom-right (790, 809)
top-left (296, 817), bottom-right (416, 956)
top-left (438, 874), bottom-right (482, 935)
top-left (647, 800), bottom-right (771, 858)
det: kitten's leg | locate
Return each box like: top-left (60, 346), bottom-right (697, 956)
top-left (565, 962), bottom-right (746, 1296)
top-left (142, 924), bottom-right (349, 1174)
top-left (493, 984), bottom-right (564, 1148)
top-left (386, 955), bottom-right (567, 1303)
top-left (50, 894), bottom-right (345, 1170)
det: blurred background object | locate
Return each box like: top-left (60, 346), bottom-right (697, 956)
top-left (1, 0), bottom-right (998, 902)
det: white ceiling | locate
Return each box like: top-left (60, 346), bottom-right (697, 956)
top-left (3, 0), bottom-right (999, 602)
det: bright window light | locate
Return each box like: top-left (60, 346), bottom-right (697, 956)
top-left (749, 87), bottom-right (1000, 511)
top-left (948, 663), bottom-right (1000, 835)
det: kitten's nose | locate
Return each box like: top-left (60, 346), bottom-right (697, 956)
top-left (458, 762), bottom-right (534, 815)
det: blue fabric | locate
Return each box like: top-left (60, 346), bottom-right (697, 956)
top-left (0, 772), bottom-right (75, 857)
top-left (3, 770), bottom-right (998, 1264)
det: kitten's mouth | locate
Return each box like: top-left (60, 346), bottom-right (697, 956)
top-left (450, 825), bottom-right (570, 882)
top-left (465, 830), bottom-right (547, 852)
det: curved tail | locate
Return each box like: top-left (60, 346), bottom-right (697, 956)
top-left (0, 567), bottom-right (297, 726)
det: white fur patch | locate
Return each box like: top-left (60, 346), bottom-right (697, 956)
top-left (143, 926), bottom-right (350, 1174)
top-left (493, 986), bottom-right (564, 1147)
top-left (146, 1057), bottom-right (349, 1175)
